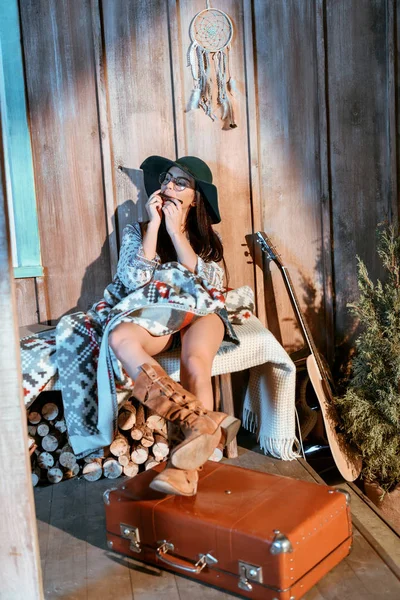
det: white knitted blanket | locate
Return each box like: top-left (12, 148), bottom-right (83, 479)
top-left (243, 357), bottom-right (299, 460)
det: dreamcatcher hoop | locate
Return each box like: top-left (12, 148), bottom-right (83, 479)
top-left (189, 7), bottom-right (233, 52)
top-left (186, 1), bottom-right (237, 128)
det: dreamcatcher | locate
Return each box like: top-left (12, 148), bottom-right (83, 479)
top-left (186, 0), bottom-right (237, 128)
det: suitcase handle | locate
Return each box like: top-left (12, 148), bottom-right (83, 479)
top-left (157, 542), bottom-right (217, 574)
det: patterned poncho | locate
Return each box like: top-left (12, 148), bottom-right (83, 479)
top-left (22, 223), bottom-right (252, 457)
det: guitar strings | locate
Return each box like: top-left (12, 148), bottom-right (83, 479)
top-left (295, 407), bottom-right (306, 460)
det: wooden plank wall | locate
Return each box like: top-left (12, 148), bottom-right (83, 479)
top-left (100, 0), bottom-right (176, 233)
top-left (327, 0), bottom-right (398, 358)
top-left (253, 0), bottom-right (331, 356)
top-left (19, 0), bottom-right (112, 323)
top-left (14, 0), bottom-right (399, 364)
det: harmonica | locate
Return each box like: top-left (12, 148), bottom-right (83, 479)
top-left (160, 193), bottom-right (183, 205)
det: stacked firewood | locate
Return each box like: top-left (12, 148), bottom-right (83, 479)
top-left (28, 398), bottom-right (79, 486)
top-left (81, 402), bottom-right (171, 482)
top-left (27, 393), bottom-right (173, 486)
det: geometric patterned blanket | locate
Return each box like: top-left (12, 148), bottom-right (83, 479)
top-left (20, 263), bottom-right (255, 458)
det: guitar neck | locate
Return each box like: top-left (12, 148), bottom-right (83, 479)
top-left (277, 266), bottom-right (328, 384)
top-left (279, 267), bottom-right (314, 352)
top-left (256, 231), bottom-right (331, 388)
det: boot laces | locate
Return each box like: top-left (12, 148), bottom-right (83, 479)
top-left (185, 402), bottom-right (206, 415)
top-left (179, 403), bottom-right (208, 426)
top-left (168, 391), bottom-right (208, 417)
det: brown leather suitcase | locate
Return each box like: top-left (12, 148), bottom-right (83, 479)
top-left (104, 461), bottom-right (352, 599)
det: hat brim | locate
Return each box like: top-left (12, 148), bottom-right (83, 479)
top-left (140, 155), bottom-right (221, 224)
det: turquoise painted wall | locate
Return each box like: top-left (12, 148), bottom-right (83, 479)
top-left (0, 0), bottom-right (42, 278)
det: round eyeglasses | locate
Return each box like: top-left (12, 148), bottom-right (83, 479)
top-left (159, 172), bottom-right (194, 192)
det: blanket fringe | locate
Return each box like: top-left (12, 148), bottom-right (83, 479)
top-left (242, 405), bottom-right (259, 432)
top-left (243, 407), bottom-right (300, 461)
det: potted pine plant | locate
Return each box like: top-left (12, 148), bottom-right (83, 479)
top-left (334, 226), bottom-right (400, 528)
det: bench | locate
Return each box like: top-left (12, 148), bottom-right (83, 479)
top-left (21, 314), bottom-right (273, 458)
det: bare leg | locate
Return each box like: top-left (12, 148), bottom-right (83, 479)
top-left (180, 314), bottom-right (225, 411)
top-left (108, 322), bottom-right (173, 381)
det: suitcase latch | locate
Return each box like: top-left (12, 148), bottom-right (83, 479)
top-left (238, 561), bottom-right (263, 591)
top-left (120, 523), bottom-right (141, 553)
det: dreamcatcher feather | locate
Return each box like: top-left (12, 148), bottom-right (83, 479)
top-left (186, 1), bottom-right (237, 128)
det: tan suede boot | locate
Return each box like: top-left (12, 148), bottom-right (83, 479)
top-left (170, 410), bottom-right (239, 470)
top-left (132, 363), bottom-right (241, 470)
top-left (149, 461), bottom-right (199, 496)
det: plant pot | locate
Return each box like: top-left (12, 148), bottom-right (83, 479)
top-left (364, 480), bottom-right (400, 531)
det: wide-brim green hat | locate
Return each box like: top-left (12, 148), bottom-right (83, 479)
top-left (140, 155), bottom-right (221, 224)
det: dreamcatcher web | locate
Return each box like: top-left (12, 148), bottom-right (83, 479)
top-left (186, 2), bottom-right (237, 128)
top-left (193, 10), bottom-right (231, 52)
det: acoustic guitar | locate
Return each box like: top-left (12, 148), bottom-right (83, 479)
top-left (255, 231), bottom-right (362, 482)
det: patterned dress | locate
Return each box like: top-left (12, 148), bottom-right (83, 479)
top-left (89, 222), bottom-right (239, 347)
top-left (21, 222), bottom-right (250, 457)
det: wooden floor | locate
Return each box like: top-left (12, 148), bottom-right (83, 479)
top-left (34, 441), bottom-right (400, 600)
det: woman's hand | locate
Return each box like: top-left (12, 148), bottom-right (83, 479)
top-left (163, 198), bottom-right (184, 237)
top-left (145, 189), bottom-right (163, 227)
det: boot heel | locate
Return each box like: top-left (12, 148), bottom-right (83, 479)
top-left (219, 415), bottom-right (241, 446)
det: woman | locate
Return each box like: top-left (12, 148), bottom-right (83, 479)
top-left (108, 155), bottom-right (241, 496)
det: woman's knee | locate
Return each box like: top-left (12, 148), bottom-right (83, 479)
top-left (109, 322), bottom-right (173, 358)
top-left (108, 323), bottom-right (143, 355)
top-left (181, 353), bottom-right (211, 382)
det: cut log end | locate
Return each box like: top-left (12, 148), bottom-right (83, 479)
top-left (141, 426), bottom-right (155, 448)
top-left (63, 464), bottom-right (80, 479)
top-left (37, 422), bottom-right (50, 437)
top-left (144, 457), bottom-right (160, 470)
top-left (103, 458), bottom-right (123, 479)
top-left (37, 451), bottom-right (55, 469)
top-left (130, 445), bottom-right (148, 465)
top-left (123, 461), bottom-right (139, 478)
top-left (110, 434), bottom-right (130, 457)
top-left (28, 411), bottom-right (41, 425)
top-left (42, 434), bottom-right (59, 452)
top-left (42, 402), bottom-right (59, 421)
top-left (47, 467), bottom-right (63, 484)
top-left (146, 415), bottom-right (167, 433)
top-left (82, 461), bottom-right (103, 482)
top-left (118, 402), bottom-right (137, 430)
top-left (59, 451), bottom-right (77, 470)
